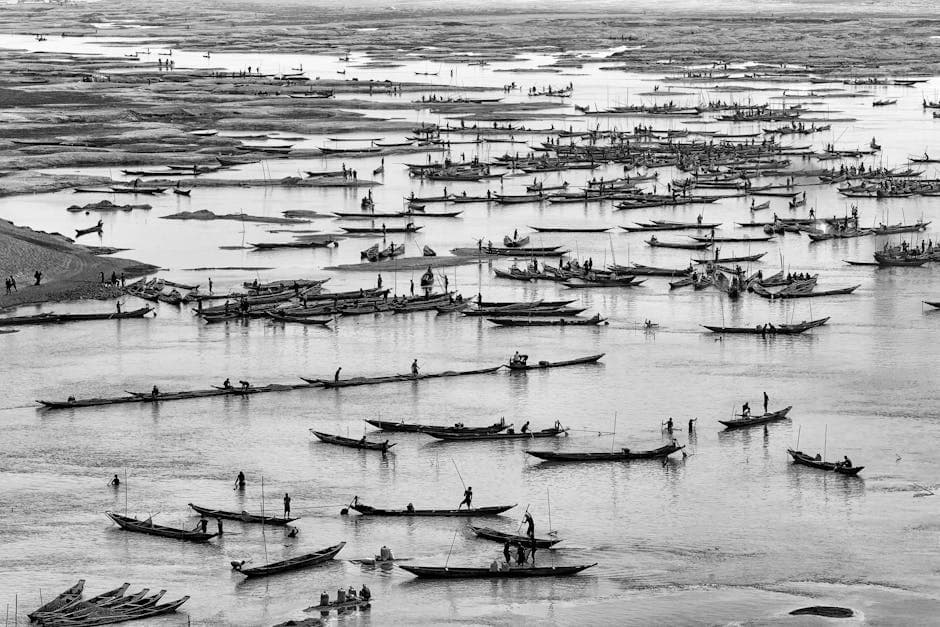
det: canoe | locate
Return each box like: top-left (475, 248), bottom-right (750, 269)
top-left (310, 430), bottom-right (395, 451)
top-left (719, 406), bottom-right (792, 429)
top-left (526, 443), bottom-right (684, 462)
top-left (423, 245), bottom-right (437, 256)
top-left (562, 278), bottom-right (644, 288)
top-left (530, 225), bottom-right (610, 232)
top-left (250, 240), bottom-right (337, 249)
top-left (0, 307), bottom-right (153, 326)
top-left (694, 253), bottom-right (767, 264)
top-left (398, 564), bottom-right (595, 578)
top-left (235, 542), bottom-right (345, 578)
top-left (350, 502), bottom-right (516, 517)
top-left (187, 503), bottom-right (297, 525)
top-left (399, 210), bottom-right (463, 218)
top-left (488, 316), bottom-right (606, 327)
top-left (29, 582), bottom-right (130, 622)
top-left (451, 246), bottom-right (568, 258)
top-left (468, 525), bottom-right (561, 548)
top-left (341, 225), bottom-right (422, 233)
top-left (703, 318), bottom-right (829, 335)
top-left (267, 313), bottom-right (332, 325)
top-left (924, 301), bottom-right (940, 309)
top-left (507, 353), bottom-right (604, 371)
top-left (365, 419), bottom-right (508, 434)
top-left (106, 511), bottom-right (217, 542)
top-left (787, 449), bottom-right (864, 476)
top-left (750, 283), bottom-right (860, 299)
top-left (689, 235), bottom-right (774, 243)
top-left (75, 224), bottom-right (103, 237)
top-left (37, 383), bottom-right (303, 410)
top-left (27, 580), bottom-right (85, 621)
top-left (310, 365), bottom-right (503, 388)
top-left (646, 239), bottom-right (711, 250)
top-left (426, 427), bottom-right (568, 441)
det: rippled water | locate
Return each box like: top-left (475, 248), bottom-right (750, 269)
top-left (1, 30), bottom-right (940, 626)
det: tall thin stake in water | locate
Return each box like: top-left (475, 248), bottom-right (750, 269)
top-left (611, 412), bottom-right (617, 453)
top-left (124, 467), bottom-right (128, 517)
top-left (261, 476), bottom-right (268, 564)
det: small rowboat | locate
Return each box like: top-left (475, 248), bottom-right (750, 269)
top-left (106, 511), bottom-right (217, 542)
top-left (310, 430), bottom-right (394, 451)
top-left (646, 238), bottom-right (711, 250)
top-left (398, 563), bottom-right (595, 578)
top-left (526, 443), bottom-right (684, 462)
top-left (350, 502), bottom-right (515, 517)
top-left (234, 542), bottom-right (346, 578)
top-left (468, 525), bottom-right (561, 547)
top-left (27, 580), bottom-right (85, 621)
top-left (787, 449), bottom-right (864, 476)
top-left (507, 353), bottom-right (604, 371)
top-left (365, 419), bottom-right (508, 434)
top-left (267, 313), bottom-right (332, 325)
top-left (75, 224), bottom-right (103, 237)
top-left (426, 427), bottom-right (567, 440)
top-left (188, 503), bottom-right (297, 525)
top-left (719, 406), bottom-right (792, 429)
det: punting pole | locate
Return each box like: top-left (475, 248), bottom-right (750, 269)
top-left (451, 458), bottom-right (466, 490)
top-left (444, 528), bottom-right (458, 568)
top-left (611, 412), bottom-right (617, 453)
top-left (261, 476), bottom-right (268, 563)
top-left (124, 467), bottom-right (128, 516)
top-left (823, 425), bottom-right (828, 463)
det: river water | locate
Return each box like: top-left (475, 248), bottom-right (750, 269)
top-left (1, 27), bottom-right (940, 626)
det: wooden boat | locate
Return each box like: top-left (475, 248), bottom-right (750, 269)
top-left (234, 542), bottom-right (346, 578)
top-left (310, 430), bottom-right (395, 452)
top-left (423, 245), bottom-right (437, 256)
top-left (75, 224), bottom-right (103, 237)
top-left (398, 563), bottom-right (595, 578)
top-left (341, 225), bottom-right (422, 234)
top-left (468, 525), bottom-right (561, 548)
top-left (507, 353), bottom-right (604, 371)
top-left (335, 211), bottom-right (401, 219)
top-left (398, 210), bottom-right (462, 218)
top-left (751, 283), bottom-right (859, 299)
top-left (703, 318), bottom-right (829, 335)
top-left (250, 239), bottom-right (337, 249)
top-left (29, 582), bottom-right (132, 622)
top-left (106, 512), bottom-right (217, 542)
top-left (0, 307), bottom-right (153, 326)
top-left (689, 235), bottom-right (774, 243)
top-left (923, 301), bottom-right (940, 309)
top-left (503, 235), bottom-right (531, 248)
top-left (37, 383), bottom-right (301, 410)
top-left (530, 225), bottom-right (610, 232)
top-left (309, 365), bottom-right (503, 388)
top-left (365, 419), bottom-right (508, 434)
top-left (694, 253), bottom-right (766, 264)
top-left (787, 449), bottom-right (864, 475)
top-left (27, 580), bottom-right (85, 621)
top-left (562, 278), bottom-right (644, 288)
top-left (267, 313), bottom-right (332, 325)
top-left (646, 238), bottom-right (711, 250)
top-left (451, 245), bottom-right (568, 258)
top-left (489, 315), bottom-right (606, 327)
top-left (350, 502), bottom-right (515, 517)
top-left (527, 443), bottom-right (684, 462)
top-left (426, 426), bottom-right (567, 440)
top-left (188, 503), bottom-right (297, 525)
top-left (719, 406), bottom-right (792, 429)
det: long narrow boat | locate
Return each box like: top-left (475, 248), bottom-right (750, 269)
top-left (340, 225), bottom-right (422, 233)
top-left (310, 430), bottom-right (395, 451)
top-left (702, 318), bottom-right (829, 335)
top-left (426, 427), bottom-right (567, 441)
top-left (187, 503), bottom-right (298, 525)
top-left (787, 449), bottom-right (864, 475)
top-left (37, 383), bottom-right (307, 409)
top-left (308, 365), bottom-right (503, 388)
top-left (719, 406), bottom-right (792, 429)
top-left (507, 353), bottom-right (604, 371)
top-left (27, 580), bottom-right (85, 621)
top-left (364, 419), bottom-right (508, 434)
top-left (234, 542), bottom-right (346, 578)
top-left (694, 253), bottom-right (766, 264)
top-left (924, 301), bottom-right (940, 309)
top-left (468, 525), bottom-right (561, 548)
top-left (30, 582), bottom-right (130, 622)
top-left (530, 225), bottom-right (610, 232)
top-left (398, 563), bottom-right (595, 578)
top-left (0, 307), bottom-right (153, 326)
top-left (488, 316), bottom-right (606, 327)
top-left (750, 283), bottom-right (860, 299)
top-left (527, 443), bottom-right (684, 462)
top-left (106, 512), bottom-right (217, 542)
top-left (350, 502), bottom-right (515, 517)
top-left (266, 313), bottom-right (333, 325)
top-left (646, 239), bottom-right (712, 250)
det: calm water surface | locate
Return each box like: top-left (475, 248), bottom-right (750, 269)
top-left (1, 30), bottom-right (940, 626)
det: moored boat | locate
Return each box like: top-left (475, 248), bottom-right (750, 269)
top-left (106, 512), bottom-right (217, 542)
top-left (526, 443), bottom-right (684, 462)
top-left (719, 406), bottom-right (792, 429)
top-left (233, 542), bottom-right (346, 578)
top-left (350, 501), bottom-right (515, 517)
top-left (310, 430), bottom-right (395, 452)
top-left (507, 353), bottom-right (604, 370)
top-left (468, 525), bottom-right (561, 547)
top-left (398, 563), bottom-right (595, 578)
top-left (187, 503), bottom-right (297, 525)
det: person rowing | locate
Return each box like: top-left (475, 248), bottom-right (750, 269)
top-left (842, 455), bottom-right (853, 468)
top-left (458, 486), bottom-right (473, 510)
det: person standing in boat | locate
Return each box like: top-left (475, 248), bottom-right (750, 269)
top-left (234, 471), bottom-right (246, 490)
top-left (150, 385), bottom-right (159, 399)
top-left (523, 512), bottom-right (535, 540)
top-left (411, 359), bottom-right (419, 377)
top-left (763, 392), bottom-right (769, 414)
top-left (334, 367), bottom-right (342, 382)
top-left (216, 518), bottom-right (223, 536)
top-left (665, 417), bottom-right (674, 432)
top-left (283, 493), bottom-right (291, 518)
top-left (503, 540), bottom-right (513, 564)
top-left (459, 486), bottom-right (473, 510)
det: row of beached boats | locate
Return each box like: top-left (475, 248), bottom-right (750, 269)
top-left (27, 580), bottom-right (189, 626)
